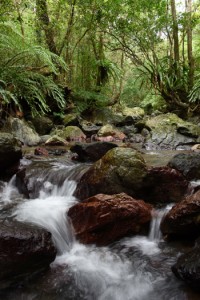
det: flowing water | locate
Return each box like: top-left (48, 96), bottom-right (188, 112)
top-left (0, 158), bottom-right (199, 300)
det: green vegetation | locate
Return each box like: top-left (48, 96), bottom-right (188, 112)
top-left (0, 0), bottom-right (200, 119)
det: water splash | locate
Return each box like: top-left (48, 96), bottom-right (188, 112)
top-left (54, 242), bottom-right (154, 300)
top-left (13, 169), bottom-right (79, 253)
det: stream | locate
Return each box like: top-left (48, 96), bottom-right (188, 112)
top-left (0, 155), bottom-right (199, 300)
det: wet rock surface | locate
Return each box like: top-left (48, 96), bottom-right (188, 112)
top-left (75, 147), bottom-right (148, 200)
top-left (160, 190), bottom-right (200, 239)
top-left (140, 166), bottom-right (190, 204)
top-left (0, 219), bottom-right (56, 285)
top-left (70, 142), bottom-right (118, 162)
top-left (143, 113), bottom-right (200, 150)
top-left (0, 132), bottom-right (22, 175)
top-left (168, 152), bottom-right (200, 180)
top-left (68, 193), bottom-right (152, 246)
top-left (172, 238), bottom-right (200, 290)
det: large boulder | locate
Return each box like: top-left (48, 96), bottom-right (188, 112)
top-left (143, 113), bottom-right (200, 150)
top-left (160, 190), bottom-right (200, 240)
top-left (139, 166), bottom-right (190, 204)
top-left (10, 118), bottom-right (41, 146)
top-left (70, 142), bottom-right (118, 162)
top-left (168, 153), bottom-right (200, 180)
top-left (0, 132), bottom-right (22, 174)
top-left (68, 193), bottom-right (152, 246)
top-left (172, 238), bottom-right (200, 290)
top-left (75, 147), bottom-right (148, 200)
top-left (0, 219), bottom-right (56, 284)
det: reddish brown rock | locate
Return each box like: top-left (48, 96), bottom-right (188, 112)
top-left (68, 193), bottom-right (152, 246)
top-left (139, 166), bottom-right (190, 204)
top-left (94, 124), bottom-right (126, 142)
top-left (160, 190), bottom-right (200, 239)
top-left (34, 147), bottom-right (49, 156)
top-left (94, 135), bottom-right (116, 142)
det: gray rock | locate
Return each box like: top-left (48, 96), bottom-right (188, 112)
top-left (168, 153), bottom-right (200, 180)
top-left (143, 113), bottom-right (200, 150)
top-left (172, 238), bottom-right (200, 290)
top-left (70, 142), bottom-right (118, 162)
top-left (10, 118), bottom-right (41, 146)
top-left (0, 219), bottom-right (56, 286)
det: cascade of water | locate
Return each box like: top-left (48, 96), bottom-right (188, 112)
top-left (14, 163), bottom-right (82, 253)
top-left (0, 175), bottom-right (20, 205)
top-left (149, 205), bottom-right (173, 241)
top-left (7, 160), bottom-right (190, 300)
top-left (12, 161), bottom-right (156, 299)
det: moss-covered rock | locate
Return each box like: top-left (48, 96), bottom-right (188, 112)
top-left (63, 113), bottom-right (79, 126)
top-left (122, 107), bottom-right (145, 119)
top-left (51, 126), bottom-right (86, 142)
top-left (45, 135), bottom-right (68, 146)
top-left (75, 147), bottom-right (148, 200)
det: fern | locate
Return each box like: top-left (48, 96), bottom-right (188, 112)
top-left (0, 22), bottom-right (68, 116)
top-left (189, 75), bottom-right (200, 103)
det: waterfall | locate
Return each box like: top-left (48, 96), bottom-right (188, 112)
top-left (0, 175), bottom-right (17, 204)
top-left (148, 205), bottom-right (173, 241)
top-left (0, 159), bottom-right (190, 300)
top-left (13, 163), bottom-right (81, 253)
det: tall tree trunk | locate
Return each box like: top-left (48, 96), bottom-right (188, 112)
top-left (166, 0), bottom-right (173, 61)
top-left (96, 32), bottom-right (105, 89)
top-left (36, 0), bottom-right (57, 54)
top-left (170, 0), bottom-right (180, 68)
top-left (186, 0), bottom-right (194, 88)
top-left (59, 0), bottom-right (76, 57)
top-left (14, 0), bottom-right (24, 37)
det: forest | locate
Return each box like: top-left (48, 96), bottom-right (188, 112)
top-left (2, 1), bottom-right (200, 299)
top-left (0, 0), bottom-right (200, 120)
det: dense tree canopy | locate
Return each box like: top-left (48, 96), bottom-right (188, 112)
top-left (0, 0), bottom-right (200, 118)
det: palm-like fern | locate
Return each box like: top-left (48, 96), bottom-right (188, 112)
top-left (0, 23), bottom-right (67, 116)
top-left (189, 74), bottom-right (200, 103)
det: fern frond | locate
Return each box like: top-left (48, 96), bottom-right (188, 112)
top-left (0, 22), bottom-right (67, 116)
